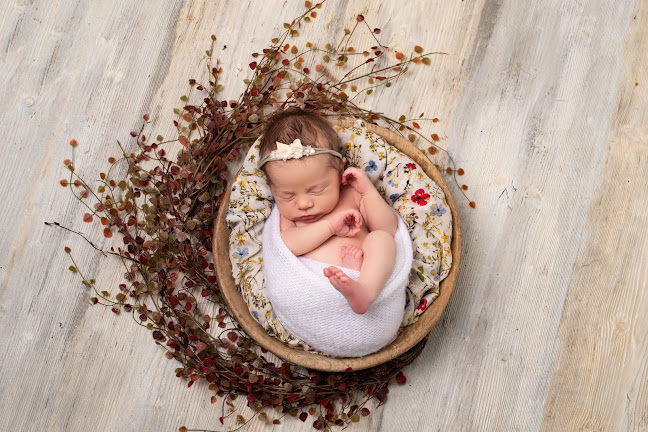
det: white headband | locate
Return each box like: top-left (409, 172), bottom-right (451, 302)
top-left (258, 138), bottom-right (343, 168)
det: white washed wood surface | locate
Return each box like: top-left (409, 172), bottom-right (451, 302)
top-left (1, 0), bottom-right (647, 431)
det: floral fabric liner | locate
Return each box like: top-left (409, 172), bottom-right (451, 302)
top-left (226, 122), bottom-right (453, 352)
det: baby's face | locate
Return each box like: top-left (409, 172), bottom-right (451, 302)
top-left (266, 155), bottom-right (343, 224)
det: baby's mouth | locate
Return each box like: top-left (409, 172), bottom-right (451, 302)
top-left (298, 214), bottom-right (318, 221)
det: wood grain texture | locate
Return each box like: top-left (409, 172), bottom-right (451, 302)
top-left (0, 0), bottom-right (646, 431)
top-left (541, 1), bottom-right (648, 430)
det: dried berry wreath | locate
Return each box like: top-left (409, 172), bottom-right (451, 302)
top-left (54, 2), bottom-right (472, 430)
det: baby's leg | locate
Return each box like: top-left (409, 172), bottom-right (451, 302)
top-left (324, 230), bottom-right (396, 314)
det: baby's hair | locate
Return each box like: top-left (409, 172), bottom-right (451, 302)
top-left (260, 109), bottom-right (343, 178)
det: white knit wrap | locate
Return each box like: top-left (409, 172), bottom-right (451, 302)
top-left (262, 206), bottom-right (414, 357)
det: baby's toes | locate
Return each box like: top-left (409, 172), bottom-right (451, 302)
top-left (352, 247), bottom-right (364, 261)
top-left (331, 267), bottom-right (346, 279)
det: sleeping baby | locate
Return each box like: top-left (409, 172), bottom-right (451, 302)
top-left (259, 109), bottom-right (413, 357)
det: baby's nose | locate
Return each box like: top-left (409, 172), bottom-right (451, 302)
top-left (296, 196), bottom-right (313, 210)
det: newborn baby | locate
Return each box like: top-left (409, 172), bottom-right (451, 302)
top-left (258, 109), bottom-right (414, 356)
top-left (259, 109), bottom-right (398, 314)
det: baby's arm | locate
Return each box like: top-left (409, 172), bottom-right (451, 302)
top-left (280, 209), bottom-right (362, 256)
top-left (342, 168), bottom-right (398, 236)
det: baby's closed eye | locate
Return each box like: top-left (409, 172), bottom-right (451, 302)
top-left (308, 184), bottom-right (328, 194)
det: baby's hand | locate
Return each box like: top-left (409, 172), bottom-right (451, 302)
top-left (328, 209), bottom-right (363, 237)
top-left (342, 167), bottom-right (374, 196)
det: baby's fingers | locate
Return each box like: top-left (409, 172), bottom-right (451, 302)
top-left (346, 213), bottom-right (360, 227)
top-left (352, 209), bottom-right (363, 226)
top-left (342, 169), bottom-right (357, 181)
top-left (345, 221), bottom-right (360, 236)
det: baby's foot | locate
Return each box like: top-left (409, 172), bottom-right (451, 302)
top-left (340, 245), bottom-right (364, 271)
top-left (323, 266), bottom-right (370, 314)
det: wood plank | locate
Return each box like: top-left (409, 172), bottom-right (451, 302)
top-left (0, 1), bottom-right (192, 431)
top-left (383, 0), bottom-right (644, 430)
top-left (541, 1), bottom-right (648, 430)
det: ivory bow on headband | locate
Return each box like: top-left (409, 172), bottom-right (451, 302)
top-left (274, 139), bottom-right (307, 160)
top-left (258, 138), bottom-right (343, 167)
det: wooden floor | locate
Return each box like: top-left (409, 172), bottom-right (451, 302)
top-left (1, 1), bottom-right (647, 431)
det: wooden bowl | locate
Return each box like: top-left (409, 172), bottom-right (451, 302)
top-left (213, 119), bottom-right (462, 371)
